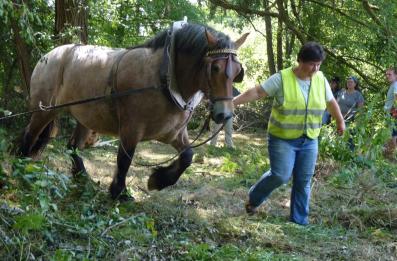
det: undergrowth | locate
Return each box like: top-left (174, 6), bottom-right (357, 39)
top-left (0, 127), bottom-right (396, 260)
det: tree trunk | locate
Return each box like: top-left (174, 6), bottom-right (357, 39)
top-left (55, 0), bottom-right (96, 146)
top-left (55, 0), bottom-right (88, 45)
top-left (276, 15), bottom-right (283, 71)
top-left (285, 33), bottom-right (295, 61)
top-left (263, 0), bottom-right (276, 75)
top-left (277, 1), bottom-right (283, 71)
top-left (11, 1), bottom-right (32, 96)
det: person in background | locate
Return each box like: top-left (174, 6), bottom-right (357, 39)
top-left (210, 87), bottom-right (240, 148)
top-left (337, 76), bottom-right (364, 122)
top-left (233, 42), bottom-right (345, 225)
top-left (383, 68), bottom-right (397, 160)
top-left (330, 76), bottom-right (342, 98)
top-left (323, 76), bottom-right (342, 124)
top-left (336, 76), bottom-right (364, 150)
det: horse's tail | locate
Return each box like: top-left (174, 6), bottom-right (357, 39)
top-left (30, 120), bottom-right (57, 157)
top-left (13, 120), bottom-right (57, 158)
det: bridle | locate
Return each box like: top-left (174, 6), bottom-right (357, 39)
top-left (205, 48), bottom-right (243, 103)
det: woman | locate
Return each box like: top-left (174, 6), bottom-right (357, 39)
top-left (383, 68), bottom-right (397, 159)
top-left (337, 76), bottom-right (364, 122)
top-left (330, 76), bottom-right (342, 98)
top-left (233, 42), bottom-right (345, 225)
top-left (337, 76), bottom-right (364, 150)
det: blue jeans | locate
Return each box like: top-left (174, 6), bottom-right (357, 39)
top-left (248, 134), bottom-right (319, 225)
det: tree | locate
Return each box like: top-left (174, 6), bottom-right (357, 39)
top-left (208, 0), bottom-right (397, 91)
top-left (54, 0), bottom-right (88, 45)
top-left (10, 1), bottom-right (34, 96)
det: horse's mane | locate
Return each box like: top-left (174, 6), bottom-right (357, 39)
top-left (130, 24), bottom-right (233, 62)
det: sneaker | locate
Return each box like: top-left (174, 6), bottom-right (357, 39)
top-left (245, 201), bottom-right (257, 216)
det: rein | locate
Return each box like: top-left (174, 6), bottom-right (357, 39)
top-left (132, 112), bottom-right (226, 167)
top-left (0, 86), bottom-right (158, 121)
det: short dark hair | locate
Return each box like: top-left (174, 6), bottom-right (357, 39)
top-left (331, 76), bottom-right (340, 83)
top-left (297, 42), bottom-right (326, 63)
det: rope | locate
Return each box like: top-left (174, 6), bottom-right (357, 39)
top-left (0, 86), bottom-right (158, 121)
top-left (131, 113), bottom-right (226, 168)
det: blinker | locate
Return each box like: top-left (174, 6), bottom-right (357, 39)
top-left (233, 67), bottom-right (244, 83)
top-left (225, 54), bottom-right (233, 79)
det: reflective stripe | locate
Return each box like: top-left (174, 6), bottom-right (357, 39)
top-left (268, 67), bottom-right (326, 139)
top-left (273, 108), bottom-right (325, 116)
top-left (270, 117), bottom-right (322, 130)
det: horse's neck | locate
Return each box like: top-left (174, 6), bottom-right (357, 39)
top-left (174, 55), bottom-right (204, 101)
top-left (131, 48), bottom-right (203, 102)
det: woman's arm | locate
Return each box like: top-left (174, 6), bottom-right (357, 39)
top-left (327, 98), bottom-right (346, 135)
top-left (233, 84), bottom-right (268, 106)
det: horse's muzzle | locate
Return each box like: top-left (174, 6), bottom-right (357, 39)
top-left (211, 101), bottom-right (233, 124)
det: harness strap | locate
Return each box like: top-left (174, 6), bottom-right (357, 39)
top-left (0, 86), bottom-right (158, 121)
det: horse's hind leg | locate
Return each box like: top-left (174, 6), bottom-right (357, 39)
top-left (67, 122), bottom-right (91, 175)
top-left (20, 111), bottom-right (57, 158)
top-left (148, 130), bottom-right (193, 191)
top-left (109, 142), bottom-right (136, 200)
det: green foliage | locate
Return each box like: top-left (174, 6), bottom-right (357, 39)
top-left (13, 213), bottom-right (45, 234)
top-left (89, 0), bottom-right (206, 47)
top-left (1, 1), bottom-right (397, 260)
top-left (328, 167), bottom-right (359, 188)
top-left (320, 93), bottom-right (390, 164)
top-left (0, 128), bottom-right (8, 184)
top-left (207, 143), bottom-right (269, 189)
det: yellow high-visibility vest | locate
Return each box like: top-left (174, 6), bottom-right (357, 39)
top-left (268, 67), bottom-right (326, 139)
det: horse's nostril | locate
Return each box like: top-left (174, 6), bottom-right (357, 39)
top-left (213, 113), bottom-right (232, 124)
top-left (214, 113), bottom-right (225, 124)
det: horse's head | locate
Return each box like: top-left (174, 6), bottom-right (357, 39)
top-left (204, 31), bottom-right (249, 123)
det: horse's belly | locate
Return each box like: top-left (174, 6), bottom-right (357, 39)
top-left (70, 103), bottom-right (119, 135)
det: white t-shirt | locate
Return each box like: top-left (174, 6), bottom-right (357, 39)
top-left (260, 72), bottom-right (334, 106)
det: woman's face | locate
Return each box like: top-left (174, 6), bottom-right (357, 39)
top-left (386, 70), bottom-right (397, 83)
top-left (346, 79), bottom-right (356, 90)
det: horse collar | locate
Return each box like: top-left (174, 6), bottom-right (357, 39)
top-left (160, 23), bottom-right (204, 112)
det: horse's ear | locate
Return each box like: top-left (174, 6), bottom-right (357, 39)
top-left (234, 33), bottom-right (249, 49)
top-left (205, 29), bottom-right (218, 48)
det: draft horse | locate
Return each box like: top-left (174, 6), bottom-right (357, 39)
top-left (19, 23), bottom-right (248, 199)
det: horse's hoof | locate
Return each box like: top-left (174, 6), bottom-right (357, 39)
top-left (147, 175), bottom-right (159, 191)
top-left (72, 170), bottom-right (88, 182)
top-left (109, 189), bottom-right (134, 201)
top-left (147, 171), bottom-right (171, 191)
top-left (116, 193), bottom-right (135, 202)
top-left (71, 166), bottom-right (87, 176)
top-left (109, 182), bottom-right (133, 201)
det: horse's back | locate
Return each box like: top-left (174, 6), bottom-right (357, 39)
top-left (28, 45), bottom-right (122, 133)
top-left (30, 44), bottom-right (119, 106)
top-left (30, 44), bottom-right (77, 108)
top-left (28, 44), bottom-right (187, 138)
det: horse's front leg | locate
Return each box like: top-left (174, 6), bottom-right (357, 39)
top-left (109, 144), bottom-right (136, 200)
top-left (148, 130), bottom-right (193, 191)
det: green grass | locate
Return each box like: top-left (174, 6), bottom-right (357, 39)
top-left (1, 130), bottom-right (396, 260)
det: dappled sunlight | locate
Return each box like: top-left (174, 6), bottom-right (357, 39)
top-left (204, 157), bottom-right (223, 168)
top-left (135, 141), bottom-right (178, 160)
top-left (24, 130), bottom-right (395, 260)
top-left (233, 132), bottom-right (266, 146)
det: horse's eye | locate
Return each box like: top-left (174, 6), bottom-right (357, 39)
top-left (211, 64), bottom-right (221, 74)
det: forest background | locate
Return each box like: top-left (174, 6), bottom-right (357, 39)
top-left (0, 0), bottom-right (396, 260)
